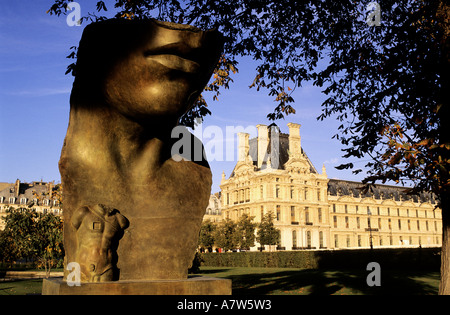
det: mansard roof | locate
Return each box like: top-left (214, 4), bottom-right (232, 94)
top-left (327, 179), bottom-right (437, 204)
top-left (0, 180), bottom-right (59, 206)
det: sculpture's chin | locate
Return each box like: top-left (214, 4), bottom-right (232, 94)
top-left (105, 83), bottom-right (199, 121)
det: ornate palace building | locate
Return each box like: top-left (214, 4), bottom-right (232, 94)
top-left (219, 123), bottom-right (442, 250)
top-left (0, 179), bottom-right (62, 230)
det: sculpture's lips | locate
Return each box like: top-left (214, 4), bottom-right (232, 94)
top-left (145, 43), bottom-right (203, 73)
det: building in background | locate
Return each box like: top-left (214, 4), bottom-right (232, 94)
top-left (204, 192), bottom-right (222, 223)
top-left (0, 179), bottom-right (62, 230)
top-left (218, 122), bottom-right (442, 250)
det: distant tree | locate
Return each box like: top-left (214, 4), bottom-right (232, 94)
top-left (256, 212), bottom-right (281, 251)
top-left (0, 208), bottom-right (63, 273)
top-left (233, 213), bottom-right (256, 250)
top-left (0, 208), bottom-right (38, 263)
top-left (198, 220), bottom-right (216, 252)
top-left (34, 213), bottom-right (64, 277)
top-left (214, 219), bottom-right (236, 252)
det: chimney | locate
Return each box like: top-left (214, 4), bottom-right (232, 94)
top-left (14, 179), bottom-right (20, 197)
top-left (237, 132), bottom-right (250, 162)
top-left (48, 181), bottom-right (54, 196)
top-left (256, 124), bottom-right (268, 168)
top-left (287, 123), bottom-right (301, 157)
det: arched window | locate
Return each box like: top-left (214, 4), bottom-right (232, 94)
top-left (292, 230), bottom-right (297, 248)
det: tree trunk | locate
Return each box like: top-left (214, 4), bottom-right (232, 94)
top-left (440, 193), bottom-right (450, 295)
top-left (438, 0), bottom-right (450, 296)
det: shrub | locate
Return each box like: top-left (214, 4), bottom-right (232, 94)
top-left (200, 247), bottom-right (441, 271)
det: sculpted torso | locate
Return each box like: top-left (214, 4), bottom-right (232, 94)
top-left (59, 19), bottom-right (222, 281)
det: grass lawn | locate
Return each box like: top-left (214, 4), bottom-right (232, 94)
top-left (0, 267), bottom-right (440, 295)
top-left (0, 279), bottom-right (43, 295)
top-left (197, 266), bottom-right (440, 295)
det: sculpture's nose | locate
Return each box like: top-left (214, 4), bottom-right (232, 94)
top-left (148, 19), bottom-right (223, 54)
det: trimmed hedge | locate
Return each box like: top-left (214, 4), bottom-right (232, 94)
top-left (200, 247), bottom-right (441, 271)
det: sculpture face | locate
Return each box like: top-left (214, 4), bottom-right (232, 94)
top-left (74, 19), bottom-right (223, 120)
top-left (60, 19), bottom-right (222, 282)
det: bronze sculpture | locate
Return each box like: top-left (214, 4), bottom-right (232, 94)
top-left (59, 18), bottom-right (223, 281)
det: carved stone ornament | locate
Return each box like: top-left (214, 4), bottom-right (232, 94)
top-left (59, 18), bottom-right (223, 281)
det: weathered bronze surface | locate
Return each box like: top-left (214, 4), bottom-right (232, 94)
top-left (59, 19), bottom-right (223, 281)
top-left (71, 204), bottom-right (129, 282)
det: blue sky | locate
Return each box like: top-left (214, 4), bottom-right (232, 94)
top-left (0, 0), bottom-right (370, 193)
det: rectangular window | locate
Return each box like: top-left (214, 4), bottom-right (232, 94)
top-left (333, 216), bottom-right (337, 228)
top-left (305, 207), bottom-right (310, 223)
top-left (292, 230), bottom-right (297, 248)
top-left (318, 208), bottom-right (322, 223)
top-left (276, 205), bottom-right (281, 221)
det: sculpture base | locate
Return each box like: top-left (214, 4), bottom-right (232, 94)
top-left (42, 277), bottom-right (232, 295)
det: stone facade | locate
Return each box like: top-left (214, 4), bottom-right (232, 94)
top-left (218, 123), bottom-right (442, 250)
top-left (204, 193), bottom-right (222, 223)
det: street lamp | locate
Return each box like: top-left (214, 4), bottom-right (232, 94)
top-left (368, 208), bottom-right (373, 250)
